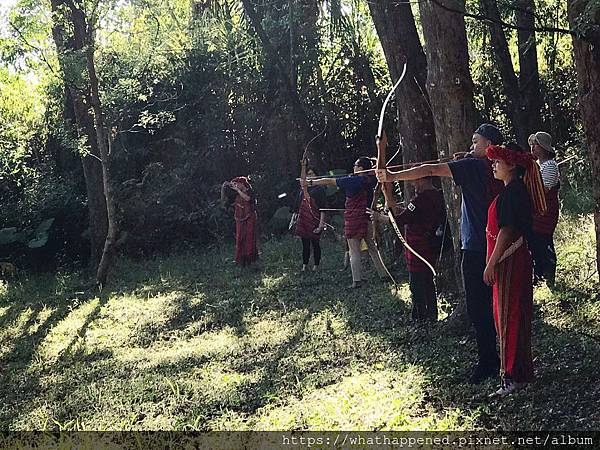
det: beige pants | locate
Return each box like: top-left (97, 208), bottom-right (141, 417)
top-left (347, 223), bottom-right (387, 282)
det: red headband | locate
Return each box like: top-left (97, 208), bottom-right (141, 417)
top-left (486, 145), bottom-right (547, 215)
top-left (486, 145), bottom-right (534, 168)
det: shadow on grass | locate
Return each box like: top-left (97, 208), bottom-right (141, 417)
top-left (1, 238), bottom-right (599, 430)
top-left (0, 274), bottom-right (101, 428)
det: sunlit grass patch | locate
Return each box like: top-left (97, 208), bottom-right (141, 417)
top-left (1, 232), bottom-right (599, 431)
top-left (87, 291), bottom-right (185, 348)
top-left (555, 214), bottom-right (598, 292)
top-left (245, 368), bottom-right (475, 430)
top-left (36, 298), bottom-right (99, 360)
top-left (245, 314), bottom-right (299, 350)
top-left (114, 327), bottom-right (243, 368)
top-left (0, 306), bottom-right (39, 360)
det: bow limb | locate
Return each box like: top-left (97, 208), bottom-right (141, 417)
top-left (378, 133), bottom-right (436, 276)
top-left (370, 131), bottom-right (397, 289)
top-left (376, 64), bottom-right (437, 278)
top-left (300, 120), bottom-right (333, 231)
top-left (301, 155), bottom-right (310, 200)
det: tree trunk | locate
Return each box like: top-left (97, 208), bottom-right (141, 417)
top-left (49, 0), bottom-right (108, 270)
top-left (419, 0), bottom-right (479, 325)
top-left (567, 0), bottom-right (600, 277)
top-left (480, 0), bottom-right (529, 147)
top-left (516, 0), bottom-right (543, 134)
top-left (95, 127), bottom-right (119, 288)
top-left (368, 0), bottom-right (436, 167)
top-left (369, 0), bottom-right (459, 290)
top-left (81, 25), bottom-right (118, 287)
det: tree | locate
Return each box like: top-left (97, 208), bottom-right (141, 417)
top-left (567, 0), bottom-right (600, 276)
top-left (515, 0), bottom-right (542, 133)
top-left (480, 0), bottom-right (540, 147)
top-left (418, 0), bottom-right (479, 320)
top-left (368, 0), bottom-right (463, 289)
top-left (240, 0), bottom-right (313, 146)
top-left (50, 0), bottom-right (117, 285)
top-left (367, 0), bottom-right (437, 167)
top-left (50, 0), bottom-right (107, 270)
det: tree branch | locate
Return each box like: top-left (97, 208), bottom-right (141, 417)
top-left (428, 0), bottom-right (580, 39)
top-left (8, 21), bottom-right (58, 74)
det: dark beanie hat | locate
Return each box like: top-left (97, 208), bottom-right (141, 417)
top-left (475, 123), bottom-right (504, 145)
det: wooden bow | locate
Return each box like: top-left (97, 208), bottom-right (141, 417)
top-left (375, 63), bottom-right (437, 278)
top-left (300, 121), bottom-right (331, 230)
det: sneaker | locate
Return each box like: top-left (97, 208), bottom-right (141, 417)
top-left (469, 364), bottom-right (499, 384)
top-left (491, 380), bottom-right (526, 397)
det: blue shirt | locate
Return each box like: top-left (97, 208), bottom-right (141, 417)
top-left (448, 157), bottom-right (500, 252)
top-left (336, 175), bottom-right (377, 204)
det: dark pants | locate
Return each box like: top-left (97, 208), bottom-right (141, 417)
top-left (462, 250), bottom-right (499, 369)
top-left (529, 232), bottom-right (556, 284)
top-left (302, 238), bottom-right (321, 265)
top-left (409, 271), bottom-right (438, 321)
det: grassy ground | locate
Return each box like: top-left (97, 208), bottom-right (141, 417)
top-left (0, 215), bottom-right (598, 431)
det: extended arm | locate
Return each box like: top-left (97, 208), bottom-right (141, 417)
top-left (301, 177), bottom-right (338, 187)
top-left (378, 162), bottom-right (452, 182)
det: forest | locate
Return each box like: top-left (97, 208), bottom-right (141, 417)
top-left (0, 0), bottom-right (599, 437)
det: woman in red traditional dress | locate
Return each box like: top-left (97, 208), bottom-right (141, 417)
top-left (483, 143), bottom-right (546, 396)
top-left (221, 176), bottom-right (259, 267)
top-left (294, 167), bottom-right (327, 271)
top-left (301, 157), bottom-right (387, 288)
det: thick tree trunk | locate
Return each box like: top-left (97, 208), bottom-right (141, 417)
top-left (368, 0), bottom-right (436, 167)
top-left (567, 0), bottom-right (600, 277)
top-left (369, 0), bottom-right (458, 291)
top-left (481, 0), bottom-right (529, 147)
top-left (419, 0), bottom-right (479, 325)
top-left (516, 0), bottom-right (543, 134)
top-left (50, 0), bottom-right (108, 269)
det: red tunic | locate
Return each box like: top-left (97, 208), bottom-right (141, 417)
top-left (486, 196), bottom-right (534, 383)
top-left (532, 185), bottom-right (559, 235)
top-left (395, 189), bottom-right (445, 273)
top-left (344, 190), bottom-right (369, 239)
top-left (234, 196), bottom-right (258, 266)
top-left (295, 193), bottom-right (321, 240)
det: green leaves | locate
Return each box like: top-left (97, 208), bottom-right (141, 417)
top-left (0, 227), bottom-right (18, 245)
top-left (27, 217), bottom-right (55, 248)
top-left (0, 218), bottom-right (55, 248)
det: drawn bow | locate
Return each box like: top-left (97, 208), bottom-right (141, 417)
top-left (375, 62), bottom-right (437, 277)
top-left (300, 121), bottom-right (330, 230)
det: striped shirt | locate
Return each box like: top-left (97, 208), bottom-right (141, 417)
top-left (540, 159), bottom-right (560, 189)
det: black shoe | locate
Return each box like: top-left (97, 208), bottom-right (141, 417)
top-left (469, 364), bottom-right (499, 384)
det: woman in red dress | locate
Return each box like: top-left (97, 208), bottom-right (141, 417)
top-left (483, 143), bottom-right (546, 396)
top-left (222, 176), bottom-right (259, 267)
top-left (301, 157), bottom-right (387, 288)
top-left (294, 167), bottom-right (327, 271)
